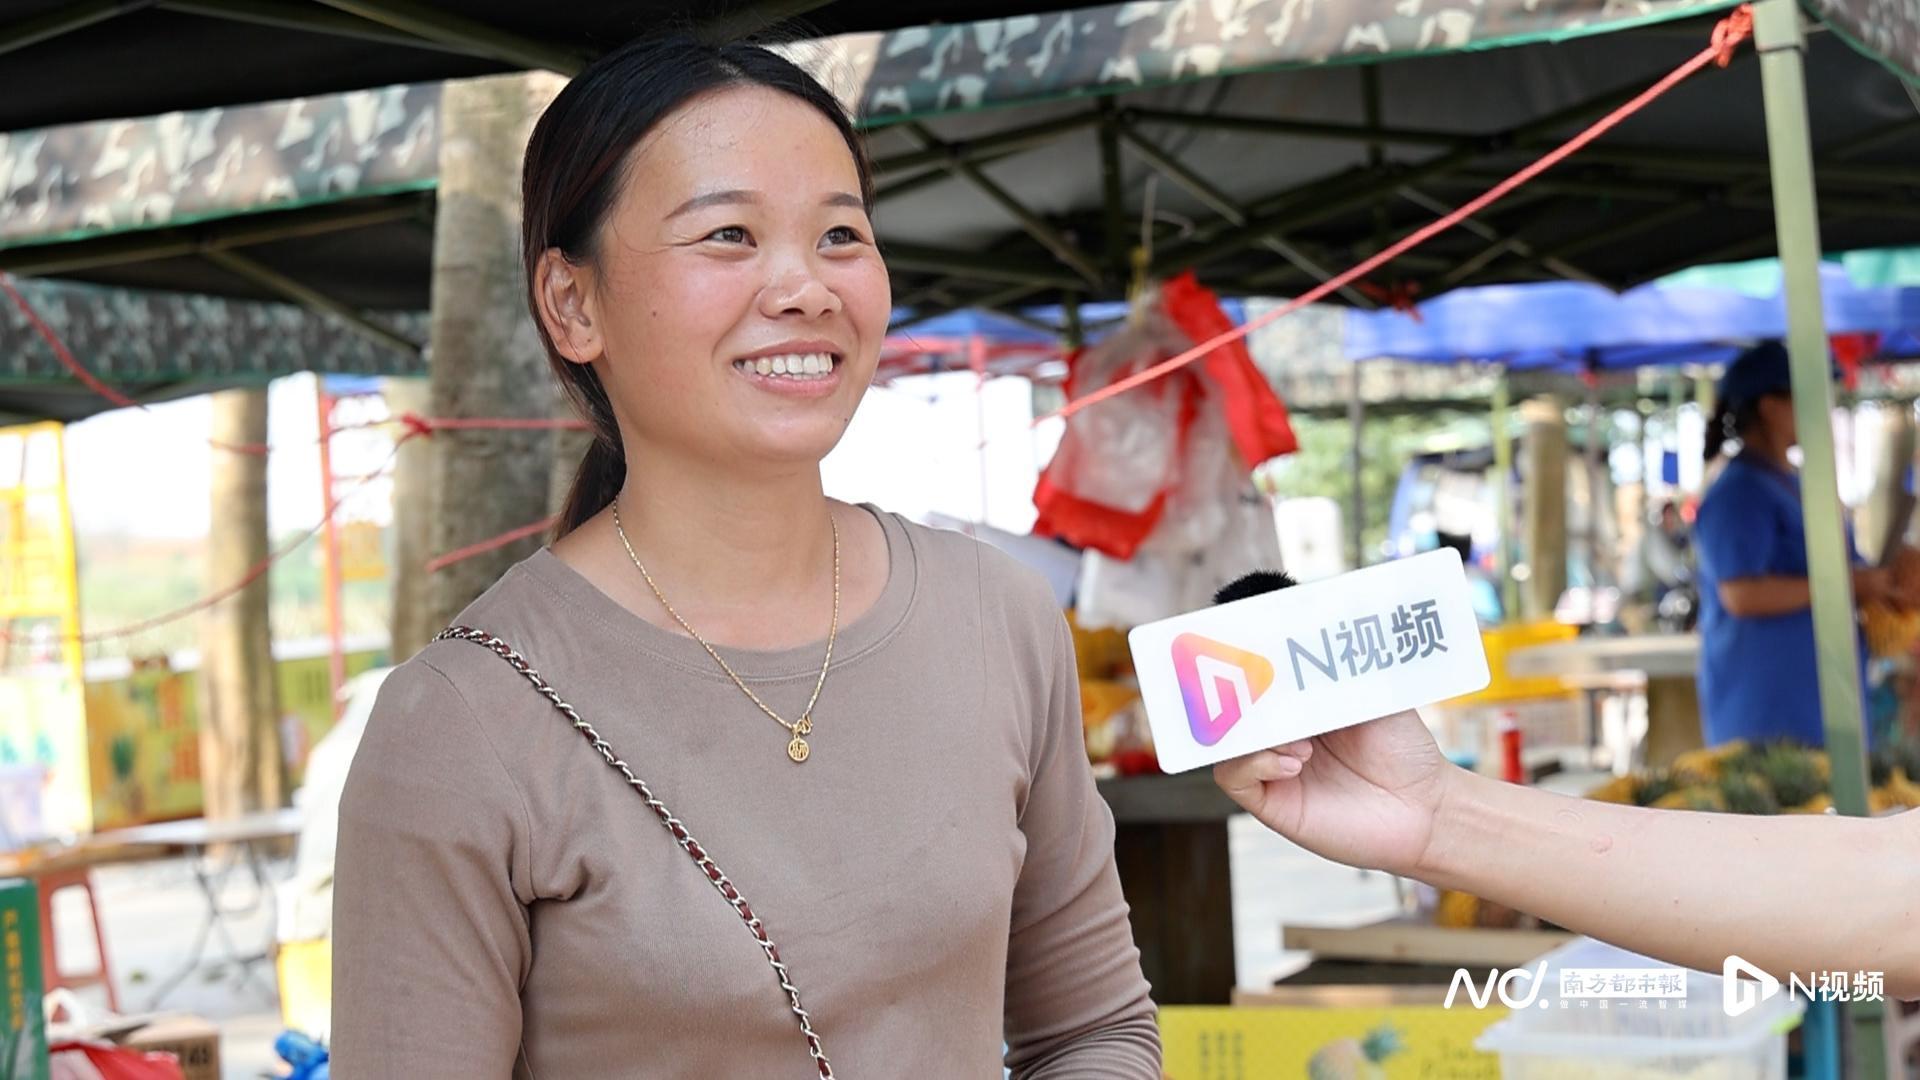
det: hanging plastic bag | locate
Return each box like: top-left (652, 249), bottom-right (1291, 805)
top-left (1033, 300), bottom-right (1197, 558)
top-left (1034, 272), bottom-right (1297, 561)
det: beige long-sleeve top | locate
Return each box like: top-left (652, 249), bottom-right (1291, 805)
top-left (332, 508), bottom-right (1160, 1078)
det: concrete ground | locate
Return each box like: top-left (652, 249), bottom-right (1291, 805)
top-left (52, 855), bottom-right (287, 1080)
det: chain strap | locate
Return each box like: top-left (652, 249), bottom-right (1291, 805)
top-left (434, 626), bottom-right (835, 1079)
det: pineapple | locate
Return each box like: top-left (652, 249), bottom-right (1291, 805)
top-left (1717, 772), bottom-right (1781, 816)
top-left (1672, 740), bottom-right (1749, 781)
top-left (1883, 768), bottom-right (1920, 809)
top-left (1748, 744), bottom-right (1826, 809)
top-left (1790, 794), bottom-right (1834, 814)
top-left (1632, 770), bottom-right (1681, 807)
top-left (1652, 786), bottom-right (1726, 812)
top-left (1585, 774), bottom-right (1637, 805)
top-left (1308, 1025), bottom-right (1403, 1080)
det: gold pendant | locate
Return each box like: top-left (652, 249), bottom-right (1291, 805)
top-left (788, 735), bottom-right (811, 763)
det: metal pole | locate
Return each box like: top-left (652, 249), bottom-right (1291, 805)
top-left (1754, 0), bottom-right (1883, 1067)
top-left (1349, 364), bottom-right (1366, 570)
top-left (1586, 366), bottom-right (1605, 590)
top-left (315, 384), bottom-right (347, 720)
top-left (1494, 368), bottom-right (1518, 619)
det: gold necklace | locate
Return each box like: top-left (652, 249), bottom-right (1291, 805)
top-left (612, 501), bottom-right (839, 764)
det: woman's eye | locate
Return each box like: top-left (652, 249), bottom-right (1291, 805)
top-left (706, 226), bottom-right (750, 245)
top-left (823, 225), bottom-right (865, 247)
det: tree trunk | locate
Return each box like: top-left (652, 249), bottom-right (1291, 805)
top-left (385, 376), bottom-right (438, 660)
top-left (1521, 395), bottom-right (1569, 622)
top-left (200, 387), bottom-right (287, 822)
top-left (426, 73), bottom-right (568, 632)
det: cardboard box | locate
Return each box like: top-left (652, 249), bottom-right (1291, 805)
top-left (0, 879), bottom-right (48, 1080)
top-left (1163, 1001), bottom-right (1505, 1079)
top-left (115, 1016), bottom-right (219, 1080)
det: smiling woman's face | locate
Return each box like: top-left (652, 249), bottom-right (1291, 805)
top-left (539, 84), bottom-right (890, 470)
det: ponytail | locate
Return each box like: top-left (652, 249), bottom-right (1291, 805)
top-left (1703, 398), bottom-right (1765, 462)
top-left (552, 361), bottom-right (625, 539)
top-left (558, 438), bottom-right (626, 538)
top-left (1703, 402), bottom-right (1735, 462)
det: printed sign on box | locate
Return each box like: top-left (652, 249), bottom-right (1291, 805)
top-left (1129, 549), bottom-right (1490, 773)
top-left (1162, 1003), bottom-right (1502, 1080)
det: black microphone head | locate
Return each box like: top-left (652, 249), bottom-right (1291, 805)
top-left (1212, 570), bottom-right (1298, 606)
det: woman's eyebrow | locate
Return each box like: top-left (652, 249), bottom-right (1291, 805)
top-left (666, 189), bottom-right (759, 219)
top-left (665, 190), bottom-right (864, 218)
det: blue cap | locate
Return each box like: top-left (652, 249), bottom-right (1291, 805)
top-left (1716, 341), bottom-right (1793, 409)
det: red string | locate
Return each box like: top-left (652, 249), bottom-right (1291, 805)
top-left (1713, 5), bottom-right (1754, 67)
top-left (0, 432), bottom-right (419, 648)
top-left (1357, 279), bottom-right (1423, 319)
top-left (1038, 4), bottom-right (1755, 428)
top-left (398, 412), bottom-right (590, 434)
top-left (425, 515), bottom-right (557, 573)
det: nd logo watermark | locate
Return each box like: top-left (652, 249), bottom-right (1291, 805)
top-left (1724, 955), bottom-right (1885, 1015)
top-left (1446, 963), bottom-right (1689, 1011)
top-left (1445, 963), bottom-right (1551, 1011)
top-left (1448, 955), bottom-right (1883, 1016)
top-left (1722, 956), bottom-right (1781, 1017)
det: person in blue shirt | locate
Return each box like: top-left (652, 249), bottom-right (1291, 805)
top-left (1692, 341), bottom-right (1906, 747)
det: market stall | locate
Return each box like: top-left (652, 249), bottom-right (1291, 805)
top-left (6, 0), bottom-right (1920, 1070)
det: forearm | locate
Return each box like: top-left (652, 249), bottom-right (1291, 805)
top-left (1719, 576), bottom-right (1811, 617)
top-left (1416, 769), bottom-right (1920, 995)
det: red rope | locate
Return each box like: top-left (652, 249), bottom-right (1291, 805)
top-left (425, 515), bottom-right (557, 573)
top-left (398, 412), bottom-right (590, 435)
top-left (0, 433), bottom-right (419, 648)
top-left (1038, 4), bottom-right (1755, 428)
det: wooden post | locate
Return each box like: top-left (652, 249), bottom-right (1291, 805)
top-left (426, 73), bottom-right (568, 632)
top-left (385, 376), bottom-right (438, 661)
top-left (200, 388), bottom-right (287, 822)
top-left (1521, 396), bottom-right (1569, 621)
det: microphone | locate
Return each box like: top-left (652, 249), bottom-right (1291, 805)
top-left (1212, 570), bottom-right (1298, 606)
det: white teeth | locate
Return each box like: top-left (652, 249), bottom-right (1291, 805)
top-left (737, 353), bottom-right (837, 380)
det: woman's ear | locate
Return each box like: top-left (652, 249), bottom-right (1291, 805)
top-left (535, 249), bottom-right (604, 366)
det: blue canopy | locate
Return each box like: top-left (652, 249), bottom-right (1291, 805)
top-left (891, 298), bottom-right (1250, 347)
top-left (1344, 264), bottom-right (1920, 370)
top-left (886, 307), bottom-right (1062, 348)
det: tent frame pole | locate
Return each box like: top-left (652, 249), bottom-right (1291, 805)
top-left (1494, 367), bottom-right (1518, 619)
top-left (1755, 0), bottom-right (1883, 1068)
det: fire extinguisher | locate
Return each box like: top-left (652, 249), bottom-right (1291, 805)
top-left (1498, 709), bottom-right (1524, 784)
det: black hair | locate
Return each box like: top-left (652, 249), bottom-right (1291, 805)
top-left (521, 34), bottom-right (875, 537)
top-left (1703, 397), bottom-right (1769, 462)
top-left (1213, 571), bottom-right (1299, 605)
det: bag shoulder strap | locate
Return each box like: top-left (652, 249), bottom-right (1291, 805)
top-left (434, 626), bottom-right (834, 1079)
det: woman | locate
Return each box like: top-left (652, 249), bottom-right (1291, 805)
top-left (332, 36), bottom-right (1159, 1078)
top-left (1693, 340), bottom-right (1898, 747)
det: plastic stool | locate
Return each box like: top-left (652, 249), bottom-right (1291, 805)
top-left (36, 867), bottom-right (119, 1013)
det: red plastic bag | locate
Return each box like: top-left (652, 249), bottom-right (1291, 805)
top-left (1159, 273), bottom-right (1297, 465)
top-left (49, 1041), bottom-right (186, 1080)
top-left (1033, 273), bottom-right (1296, 560)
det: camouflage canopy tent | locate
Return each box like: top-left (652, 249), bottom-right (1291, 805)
top-left (2, 1), bottom-right (1916, 323)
